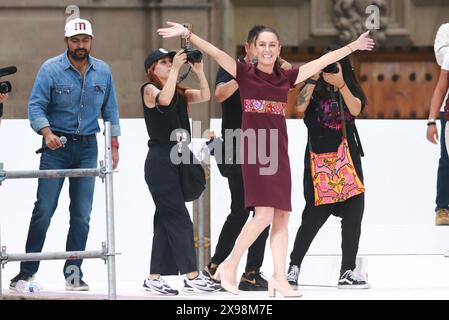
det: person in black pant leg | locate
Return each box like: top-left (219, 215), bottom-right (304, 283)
top-left (287, 45), bottom-right (370, 289)
top-left (205, 25), bottom-right (291, 291)
top-left (141, 48), bottom-right (221, 295)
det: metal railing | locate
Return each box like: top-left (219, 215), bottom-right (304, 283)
top-left (0, 122), bottom-right (118, 300)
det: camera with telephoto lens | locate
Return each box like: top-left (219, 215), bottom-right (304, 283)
top-left (181, 24), bottom-right (203, 63)
top-left (0, 66), bottom-right (17, 94)
top-left (323, 63), bottom-right (339, 74)
top-left (0, 81), bottom-right (11, 94)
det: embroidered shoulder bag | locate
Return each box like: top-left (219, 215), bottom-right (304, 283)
top-left (309, 94), bottom-right (365, 206)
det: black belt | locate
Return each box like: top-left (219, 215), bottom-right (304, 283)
top-left (53, 131), bottom-right (95, 142)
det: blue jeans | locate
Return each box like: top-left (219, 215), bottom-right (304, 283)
top-left (436, 112), bottom-right (449, 211)
top-left (20, 137), bottom-right (98, 279)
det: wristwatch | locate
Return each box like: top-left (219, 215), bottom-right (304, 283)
top-left (427, 118), bottom-right (436, 126)
top-left (305, 78), bottom-right (318, 85)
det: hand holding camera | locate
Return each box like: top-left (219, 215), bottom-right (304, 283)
top-left (0, 66), bottom-right (17, 94)
top-left (322, 62), bottom-right (345, 88)
top-left (172, 50), bottom-right (188, 71)
top-left (0, 93), bottom-right (8, 104)
top-left (189, 59), bottom-right (204, 75)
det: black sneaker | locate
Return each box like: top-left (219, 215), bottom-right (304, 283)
top-left (9, 272), bottom-right (34, 289)
top-left (287, 265), bottom-right (300, 287)
top-left (337, 270), bottom-right (370, 289)
top-left (203, 262), bottom-right (217, 280)
top-left (65, 278), bottom-right (90, 291)
top-left (238, 271), bottom-right (268, 291)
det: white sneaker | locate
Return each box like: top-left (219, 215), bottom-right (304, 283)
top-left (142, 277), bottom-right (179, 296)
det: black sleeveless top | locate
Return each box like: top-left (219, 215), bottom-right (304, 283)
top-left (141, 82), bottom-right (191, 146)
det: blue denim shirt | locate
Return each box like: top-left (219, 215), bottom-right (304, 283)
top-left (28, 52), bottom-right (121, 136)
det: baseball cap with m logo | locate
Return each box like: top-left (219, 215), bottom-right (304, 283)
top-left (65, 18), bottom-right (94, 38)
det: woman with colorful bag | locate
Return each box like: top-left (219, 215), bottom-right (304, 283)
top-left (287, 45), bottom-right (370, 289)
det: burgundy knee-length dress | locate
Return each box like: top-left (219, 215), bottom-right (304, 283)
top-left (236, 62), bottom-right (299, 211)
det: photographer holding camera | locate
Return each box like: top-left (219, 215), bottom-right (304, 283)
top-left (0, 65), bottom-right (17, 121)
top-left (140, 48), bottom-right (222, 295)
top-left (287, 44), bottom-right (369, 289)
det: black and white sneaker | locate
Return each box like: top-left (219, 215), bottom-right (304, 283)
top-left (143, 277), bottom-right (179, 295)
top-left (287, 265), bottom-right (300, 288)
top-left (183, 272), bottom-right (222, 293)
top-left (337, 270), bottom-right (370, 289)
top-left (9, 272), bottom-right (34, 289)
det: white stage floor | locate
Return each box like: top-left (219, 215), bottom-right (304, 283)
top-left (2, 283), bottom-right (449, 300)
top-left (2, 255), bottom-right (449, 300)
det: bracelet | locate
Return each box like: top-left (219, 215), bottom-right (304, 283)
top-left (347, 45), bottom-right (354, 53)
top-left (338, 83), bottom-right (347, 90)
top-left (427, 121), bottom-right (437, 126)
top-left (182, 27), bottom-right (192, 40)
top-left (111, 140), bottom-right (120, 149)
top-left (200, 87), bottom-right (209, 90)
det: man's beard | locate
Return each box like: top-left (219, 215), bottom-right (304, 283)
top-left (69, 48), bottom-right (89, 61)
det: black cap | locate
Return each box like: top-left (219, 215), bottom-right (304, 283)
top-left (144, 48), bottom-right (176, 71)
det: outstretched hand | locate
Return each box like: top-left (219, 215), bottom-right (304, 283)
top-left (157, 21), bottom-right (186, 38)
top-left (353, 31), bottom-right (375, 51)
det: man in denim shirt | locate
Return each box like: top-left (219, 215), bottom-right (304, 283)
top-left (10, 18), bottom-right (121, 291)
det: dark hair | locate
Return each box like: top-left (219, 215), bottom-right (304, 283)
top-left (315, 44), bottom-right (367, 108)
top-left (247, 25), bottom-right (266, 43)
top-left (254, 27), bottom-right (280, 43)
top-left (146, 58), bottom-right (188, 107)
top-left (253, 27), bottom-right (282, 69)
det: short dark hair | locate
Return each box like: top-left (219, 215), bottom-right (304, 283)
top-left (247, 25), bottom-right (266, 43)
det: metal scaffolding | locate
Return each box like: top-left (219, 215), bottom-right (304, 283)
top-left (0, 122), bottom-right (118, 300)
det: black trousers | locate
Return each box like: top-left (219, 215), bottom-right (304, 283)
top-left (211, 165), bottom-right (270, 273)
top-left (289, 166), bottom-right (365, 272)
top-left (145, 145), bottom-right (197, 275)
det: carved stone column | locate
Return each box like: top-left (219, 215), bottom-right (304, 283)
top-left (333, 0), bottom-right (387, 44)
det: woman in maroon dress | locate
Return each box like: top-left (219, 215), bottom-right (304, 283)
top-left (158, 22), bottom-right (374, 297)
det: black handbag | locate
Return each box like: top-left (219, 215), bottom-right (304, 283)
top-left (178, 147), bottom-right (206, 202)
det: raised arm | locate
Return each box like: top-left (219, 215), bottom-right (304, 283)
top-left (158, 21), bottom-right (237, 77)
top-left (185, 60), bottom-right (211, 104)
top-left (295, 31), bottom-right (375, 84)
top-left (296, 74), bottom-right (319, 113)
